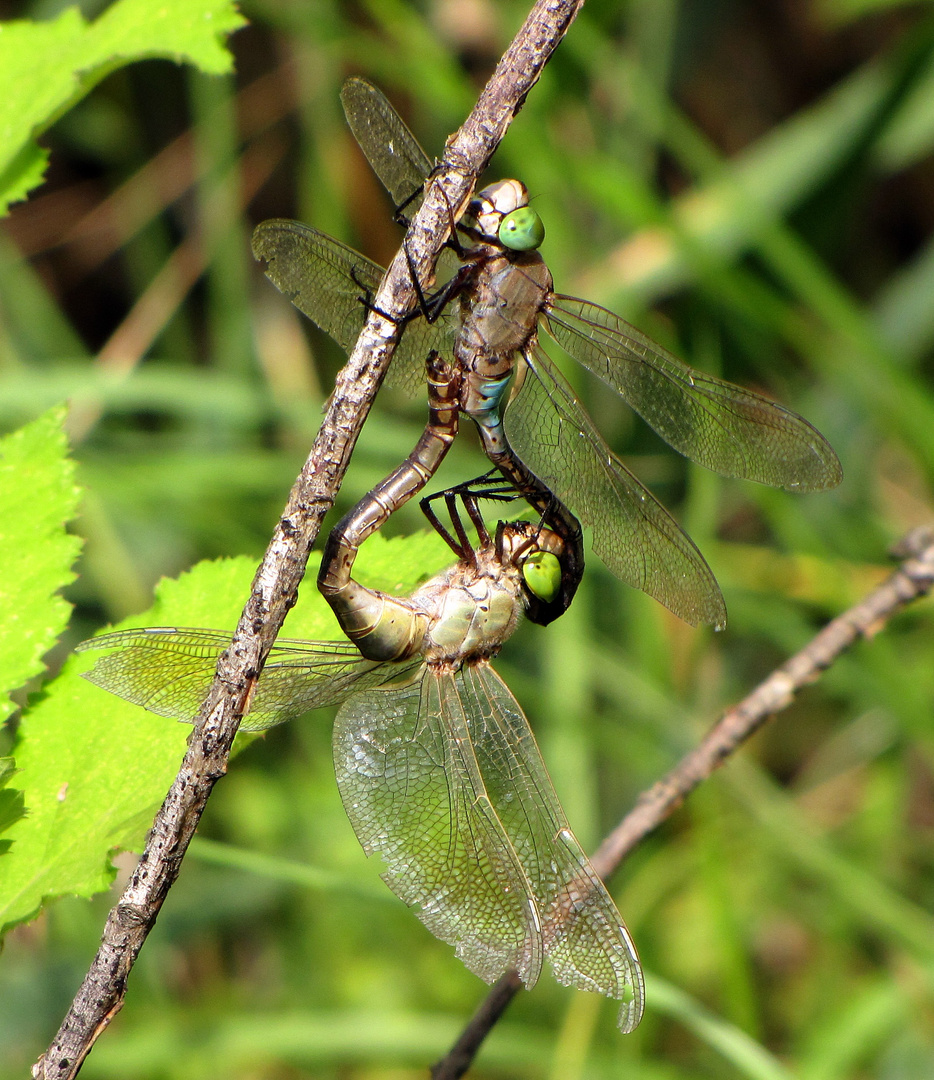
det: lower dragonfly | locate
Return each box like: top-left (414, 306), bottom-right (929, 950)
top-left (77, 483), bottom-right (644, 1032)
top-left (252, 78), bottom-right (842, 630)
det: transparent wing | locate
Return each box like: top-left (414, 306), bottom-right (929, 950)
top-left (505, 346), bottom-right (727, 628)
top-left (464, 665), bottom-right (644, 1032)
top-left (251, 220), bottom-right (451, 395)
top-left (339, 77), bottom-right (463, 285)
top-left (333, 670), bottom-right (545, 988)
top-left (77, 627), bottom-right (409, 731)
top-left (341, 77), bottom-right (433, 216)
top-left (546, 296), bottom-right (842, 492)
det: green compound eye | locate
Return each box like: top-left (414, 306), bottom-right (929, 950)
top-left (521, 550), bottom-right (562, 602)
top-left (498, 206), bottom-right (545, 251)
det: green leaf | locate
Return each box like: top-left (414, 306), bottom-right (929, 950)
top-left (0, 0), bottom-right (246, 212)
top-left (0, 405), bottom-right (82, 724)
top-left (0, 530), bottom-right (451, 936)
top-left (817, 0), bottom-right (917, 27)
top-left (0, 758), bottom-right (27, 856)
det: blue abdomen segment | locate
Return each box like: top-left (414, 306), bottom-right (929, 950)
top-left (467, 371), bottom-right (512, 451)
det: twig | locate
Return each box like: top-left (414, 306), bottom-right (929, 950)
top-left (430, 528), bottom-right (934, 1080)
top-left (34, 3), bottom-right (584, 1076)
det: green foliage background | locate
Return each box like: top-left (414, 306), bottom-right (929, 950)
top-left (2, 0), bottom-right (934, 1076)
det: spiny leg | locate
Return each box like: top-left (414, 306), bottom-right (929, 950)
top-left (473, 419), bottom-right (585, 622)
top-left (401, 181), bottom-right (486, 325)
top-left (420, 470), bottom-right (525, 560)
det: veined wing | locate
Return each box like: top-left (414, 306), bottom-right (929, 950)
top-left (333, 670), bottom-right (545, 988)
top-left (251, 221), bottom-right (452, 396)
top-left (545, 295), bottom-right (842, 492)
top-left (341, 77), bottom-right (432, 217)
top-left (77, 627), bottom-right (411, 731)
top-left (340, 77), bottom-right (464, 284)
top-left (462, 664), bottom-right (644, 1032)
top-left (505, 346), bottom-right (727, 628)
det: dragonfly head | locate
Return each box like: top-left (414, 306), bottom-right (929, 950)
top-left (466, 179), bottom-right (545, 251)
top-left (520, 549), bottom-right (562, 604)
top-left (495, 521), bottom-right (569, 625)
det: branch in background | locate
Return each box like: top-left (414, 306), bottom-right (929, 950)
top-left (34, 2), bottom-right (586, 1076)
top-left (431, 528), bottom-right (934, 1080)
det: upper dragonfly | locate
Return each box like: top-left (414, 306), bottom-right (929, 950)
top-left (252, 79), bottom-right (841, 630)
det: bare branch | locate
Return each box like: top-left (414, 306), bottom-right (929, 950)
top-left (431, 528), bottom-right (934, 1079)
top-left (432, 972), bottom-right (524, 1080)
top-left (34, 3), bottom-right (584, 1076)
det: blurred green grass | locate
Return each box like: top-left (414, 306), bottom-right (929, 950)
top-left (3, 0), bottom-right (934, 1076)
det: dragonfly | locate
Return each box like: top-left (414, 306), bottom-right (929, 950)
top-left (251, 78), bottom-right (842, 631)
top-left (78, 484), bottom-right (644, 1032)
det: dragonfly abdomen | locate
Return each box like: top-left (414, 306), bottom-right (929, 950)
top-left (327, 582), bottom-right (430, 663)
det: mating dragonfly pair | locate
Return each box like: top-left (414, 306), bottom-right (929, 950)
top-left (79, 79), bottom-right (841, 1033)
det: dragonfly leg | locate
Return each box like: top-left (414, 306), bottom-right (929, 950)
top-left (440, 486), bottom-right (488, 560)
top-left (419, 493), bottom-right (464, 559)
top-left (397, 167), bottom-right (469, 247)
top-left (400, 181), bottom-right (487, 326)
top-left (402, 241), bottom-right (480, 325)
top-left (472, 423), bottom-right (585, 624)
top-left (420, 487), bottom-right (477, 562)
top-left (455, 489), bottom-right (490, 549)
top-left (420, 470), bottom-right (523, 559)
top-left (318, 353), bottom-right (461, 659)
top-left (401, 237), bottom-right (435, 324)
top-left (431, 174), bottom-right (470, 260)
top-left (396, 175), bottom-right (470, 323)
top-left (348, 265), bottom-right (416, 330)
top-left (392, 182), bottom-right (422, 229)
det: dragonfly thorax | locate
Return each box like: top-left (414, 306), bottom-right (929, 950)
top-left (417, 522), bottom-right (565, 666)
top-left (422, 574), bottom-right (520, 666)
top-left (454, 250), bottom-right (552, 443)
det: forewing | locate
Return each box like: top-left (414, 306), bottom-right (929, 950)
top-left (505, 347), bottom-right (727, 628)
top-left (339, 77), bottom-right (463, 287)
top-left (252, 222), bottom-right (382, 351)
top-left (333, 671), bottom-right (544, 987)
top-left (251, 221), bottom-right (449, 396)
top-left (546, 296), bottom-right (841, 491)
top-left (462, 665), bottom-right (644, 1032)
top-left (341, 77), bottom-right (432, 216)
top-left (77, 627), bottom-right (404, 731)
